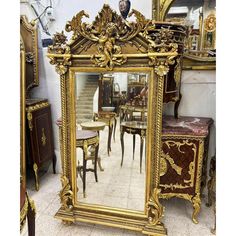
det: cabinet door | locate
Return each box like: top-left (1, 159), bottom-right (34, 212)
top-left (160, 138), bottom-right (201, 196)
top-left (30, 105), bottom-right (54, 167)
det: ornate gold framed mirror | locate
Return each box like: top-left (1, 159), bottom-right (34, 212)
top-left (47, 5), bottom-right (186, 235)
top-left (20, 15), bottom-right (39, 95)
top-left (152, 0), bottom-right (216, 70)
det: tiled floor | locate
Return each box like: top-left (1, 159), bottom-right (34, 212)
top-left (22, 125), bottom-right (215, 236)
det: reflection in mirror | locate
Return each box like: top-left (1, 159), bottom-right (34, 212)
top-left (75, 72), bottom-right (149, 211)
top-left (166, 0), bottom-right (216, 57)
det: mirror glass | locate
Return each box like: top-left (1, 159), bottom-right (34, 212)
top-left (165, 0), bottom-right (216, 57)
top-left (74, 72), bottom-right (149, 211)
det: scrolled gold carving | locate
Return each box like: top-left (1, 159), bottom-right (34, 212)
top-left (26, 102), bottom-right (50, 131)
top-left (20, 197), bottom-right (28, 232)
top-left (64, 5), bottom-right (150, 70)
top-left (147, 188), bottom-right (164, 225)
top-left (159, 140), bottom-right (197, 190)
top-left (59, 175), bottom-right (73, 211)
top-left (174, 58), bottom-right (181, 87)
top-left (160, 158), bottom-right (167, 176)
top-left (161, 151), bottom-right (182, 175)
top-left (155, 64), bottom-right (169, 77)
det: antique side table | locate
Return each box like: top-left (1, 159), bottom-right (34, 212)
top-left (120, 121), bottom-right (147, 173)
top-left (76, 130), bottom-right (99, 198)
top-left (80, 121), bottom-right (106, 171)
top-left (93, 111), bottom-right (117, 155)
top-left (159, 116), bottom-right (213, 224)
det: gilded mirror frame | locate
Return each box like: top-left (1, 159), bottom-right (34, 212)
top-left (152, 0), bottom-right (216, 70)
top-left (47, 5), bottom-right (186, 235)
top-left (20, 15), bottom-right (39, 95)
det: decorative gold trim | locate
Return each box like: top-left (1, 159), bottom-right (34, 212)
top-left (26, 102), bottom-right (49, 131)
top-left (33, 163), bottom-right (39, 191)
top-left (59, 175), bottom-right (73, 211)
top-left (20, 197), bottom-right (28, 232)
top-left (146, 188), bottom-right (164, 225)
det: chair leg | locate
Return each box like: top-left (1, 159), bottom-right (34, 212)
top-left (133, 134), bottom-right (136, 160)
top-left (83, 152), bottom-right (87, 198)
top-left (53, 153), bottom-right (56, 174)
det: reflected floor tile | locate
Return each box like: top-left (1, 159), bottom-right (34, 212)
top-left (102, 196), bottom-right (128, 209)
top-left (127, 198), bottom-right (145, 212)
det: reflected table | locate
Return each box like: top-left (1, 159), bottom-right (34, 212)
top-left (80, 121), bottom-right (106, 172)
top-left (120, 121), bottom-right (147, 173)
top-left (93, 111), bottom-right (117, 156)
top-left (76, 130), bottom-right (99, 198)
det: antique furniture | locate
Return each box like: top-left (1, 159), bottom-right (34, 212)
top-left (80, 121), bottom-right (106, 170)
top-left (93, 111), bottom-right (117, 143)
top-left (47, 4), bottom-right (186, 235)
top-left (76, 130), bottom-right (99, 198)
top-left (152, 0), bottom-right (216, 70)
top-left (20, 41), bottom-right (36, 236)
top-left (20, 15), bottom-right (39, 97)
top-left (26, 98), bottom-right (56, 191)
top-left (159, 116), bottom-right (213, 224)
top-left (120, 104), bottom-right (147, 122)
top-left (120, 121), bottom-right (147, 173)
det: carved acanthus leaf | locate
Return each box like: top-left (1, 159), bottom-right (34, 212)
top-left (147, 188), bottom-right (164, 225)
top-left (59, 175), bottom-right (73, 211)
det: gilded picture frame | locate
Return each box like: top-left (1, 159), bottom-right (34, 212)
top-left (47, 5), bottom-right (186, 235)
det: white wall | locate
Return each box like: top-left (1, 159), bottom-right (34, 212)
top-left (21, 0), bottom-right (216, 173)
top-left (164, 70), bottom-right (216, 158)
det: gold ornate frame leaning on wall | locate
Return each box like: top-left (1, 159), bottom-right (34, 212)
top-left (152, 0), bottom-right (216, 70)
top-left (20, 15), bottom-right (39, 95)
top-left (47, 5), bottom-right (186, 235)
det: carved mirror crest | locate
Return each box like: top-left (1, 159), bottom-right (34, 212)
top-left (47, 4), bottom-right (186, 235)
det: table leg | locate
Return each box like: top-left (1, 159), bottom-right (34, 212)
top-left (133, 134), bottom-right (136, 160)
top-left (94, 144), bottom-right (98, 182)
top-left (140, 136), bottom-right (144, 173)
top-left (113, 117), bottom-right (117, 142)
top-left (83, 151), bottom-right (87, 198)
top-left (108, 123), bottom-right (113, 156)
top-left (97, 156), bottom-right (104, 171)
top-left (120, 129), bottom-right (124, 166)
